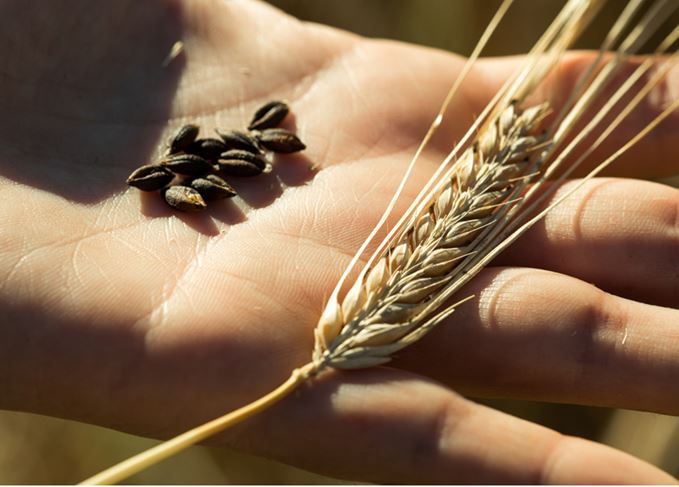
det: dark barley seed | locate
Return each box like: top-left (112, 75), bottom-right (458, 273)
top-left (219, 149), bottom-right (267, 169)
top-left (169, 124), bottom-right (200, 154)
top-left (161, 153), bottom-right (214, 175)
top-left (255, 128), bottom-right (306, 153)
top-left (126, 164), bottom-right (174, 191)
top-left (215, 129), bottom-right (262, 154)
top-left (163, 185), bottom-right (207, 211)
top-left (217, 159), bottom-right (264, 177)
top-left (186, 138), bottom-right (228, 160)
top-left (248, 100), bottom-right (289, 130)
top-left (190, 174), bottom-right (237, 200)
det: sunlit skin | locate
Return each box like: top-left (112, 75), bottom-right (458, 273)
top-left (1, 0), bottom-right (679, 483)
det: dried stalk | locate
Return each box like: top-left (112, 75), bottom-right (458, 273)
top-left (82, 363), bottom-right (316, 485)
top-left (81, 0), bottom-right (679, 483)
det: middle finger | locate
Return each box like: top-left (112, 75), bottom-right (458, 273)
top-left (497, 177), bottom-right (679, 308)
top-left (394, 265), bottom-right (679, 414)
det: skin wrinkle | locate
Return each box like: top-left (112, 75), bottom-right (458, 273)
top-left (293, 41), bottom-right (464, 164)
top-left (569, 286), bottom-right (619, 391)
top-left (92, 193), bottom-right (118, 229)
top-left (258, 162), bottom-right (407, 254)
top-left (4, 206), bottom-right (208, 375)
top-left (109, 233), bottom-right (167, 281)
top-left (295, 47), bottom-right (393, 156)
top-left (175, 240), bottom-right (314, 337)
top-left (130, 235), bottom-right (203, 336)
top-left (636, 193), bottom-right (679, 299)
top-left (479, 268), bottom-right (537, 332)
top-left (81, 253), bottom-right (171, 334)
top-left (1, 254), bottom-right (31, 295)
top-left (0, 214), bottom-right (170, 293)
top-left (425, 393), bottom-right (473, 479)
top-left (537, 435), bottom-right (573, 485)
top-left (570, 178), bottom-right (621, 242)
top-left (217, 264), bottom-right (302, 319)
top-left (265, 224), bottom-right (357, 283)
top-left (357, 41), bottom-right (467, 154)
top-left (662, 189), bottom-right (679, 233)
top-left (176, 21), bottom-right (359, 124)
top-left (518, 421), bottom-right (565, 484)
top-left (353, 121), bottom-right (424, 165)
top-left (340, 49), bottom-right (365, 115)
top-left (665, 196), bottom-right (679, 282)
top-left (191, 170), bottom-right (332, 250)
top-left (68, 240), bottom-right (88, 292)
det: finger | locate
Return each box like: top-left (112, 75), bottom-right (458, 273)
top-left (394, 266), bottom-right (679, 415)
top-left (225, 368), bottom-right (674, 484)
top-left (497, 178), bottom-right (679, 308)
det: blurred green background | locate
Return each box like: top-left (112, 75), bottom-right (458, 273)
top-left (2, 0), bottom-right (678, 483)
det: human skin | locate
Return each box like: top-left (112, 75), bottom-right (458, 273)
top-left (0, 0), bottom-right (678, 483)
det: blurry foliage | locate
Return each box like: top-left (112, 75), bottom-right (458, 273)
top-left (269, 0), bottom-right (679, 55)
top-left (2, 0), bottom-right (678, 483)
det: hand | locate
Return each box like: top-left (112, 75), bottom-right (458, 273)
top-left (1, 0), bottom-right (677, 483)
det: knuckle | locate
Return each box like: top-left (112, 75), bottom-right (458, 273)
top-left (573, 287), bottom-right (628, 378)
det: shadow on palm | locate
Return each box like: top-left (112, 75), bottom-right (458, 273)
top-left (0, 0), bottom-right (319, 212)
top-left (0, 0), bottom-right (186, 202)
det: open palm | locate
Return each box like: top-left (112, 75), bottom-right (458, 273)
top-left (2, 0), bottom-right (679, 483)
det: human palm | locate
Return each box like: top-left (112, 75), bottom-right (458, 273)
top-left (2, 0), bottom-right (679, 483)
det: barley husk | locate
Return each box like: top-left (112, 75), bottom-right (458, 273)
top-left (161, 154), bottom-right (214, 175)
top-left (217, 149), bottom-right (269, 176)
top-left (186, 138), bottom-right (228, 161)
top-left (216, 129), bottom-right (262, 154)
top-left (255, 128), bottom-right (306, 153)
top-left (217, 159), bottom-right (264, 177)
top-left (218, 149), bottom-right (266, 167)
top-left (191, 174), bottom-right (237, 200)
top-left (163, 185), bottom-right (207, 212)
top-left (126, 164), bottom-right (174, 191)
top-left (248, 100), bottom-right (289, 130)
top-left (169, 124), bottom-right (200, 154)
